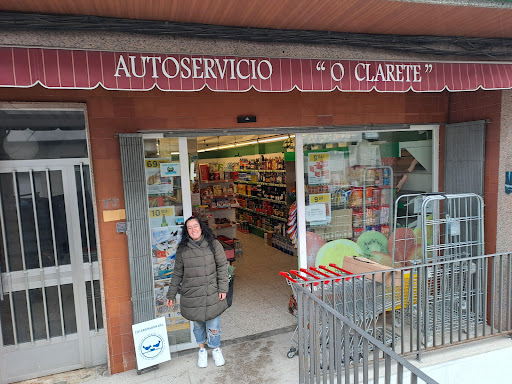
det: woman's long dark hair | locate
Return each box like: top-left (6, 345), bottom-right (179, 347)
top-left (177, 216), bottom-right (216, 254)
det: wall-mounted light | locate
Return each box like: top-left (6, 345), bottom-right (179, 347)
top-left (237, 115), bottom-right (257, 123)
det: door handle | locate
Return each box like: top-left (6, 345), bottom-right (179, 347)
top-left (0, 272), bottom-right (3, 300)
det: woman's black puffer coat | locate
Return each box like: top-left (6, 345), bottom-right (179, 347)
top-left (167, 237), bottom-right (229, 322)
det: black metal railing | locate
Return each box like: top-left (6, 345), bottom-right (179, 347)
top-left (289, 252), bottom-right (512, 383)
top-left (295, 285), bottom-right (439, 384)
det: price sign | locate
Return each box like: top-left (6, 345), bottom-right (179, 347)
top-left (309, 193), bottom-right (330, 204)
top-left (145, 159), bottom-right (170, 169)
top-left (308, 152), bottom-right (331, 185)
top-left (149, 207), bottom-right (175, 218)
top-left (308, 193), bottom-right (332, 225)
top-left (308, 153), bottom-right (330, 162)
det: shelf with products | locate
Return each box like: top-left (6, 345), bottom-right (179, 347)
top-left (196, 164), bottom-right (238, 239)
top-left (199, 180), bottom-right (238, 210)
top-left (237, 193), bottom-right (287, 205)
top-left (238, 155), bottom-right (286, 172)
top-left (237, 206), bottom-right (288, 222)
top-left (237, 209), bottom-right (289, 236)
top-left (236, 183), bottom-right (287, 203)
top-left (198, 179), bottom-right (237, 184)
top-left (236, 168), bottom-right (287, 185)
top-left (234, 180), bottom-right (286, 188)
top-left (306, 163), bottom-right (395, 243)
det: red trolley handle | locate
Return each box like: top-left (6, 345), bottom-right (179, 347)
top-left (299, 268), bottom-right (329, 285)
top-left (279, 271), bottom-right (297, 283)
top-left (312, 266), bottom-right (342, 283)
top-left (289, 270), bottom-right (319, 286)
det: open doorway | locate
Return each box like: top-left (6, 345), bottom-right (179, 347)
top-left (190, 134), bottom-right (299, 342)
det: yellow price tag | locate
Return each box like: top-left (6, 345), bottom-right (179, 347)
top-left (145, 159), bottom-right (170, 169)
top-left (309, 194), bottom-right (330, 204)
top-left (149, 207), bottom-right (174, 218)
top-left (309, 153), bottom-right (329, 162)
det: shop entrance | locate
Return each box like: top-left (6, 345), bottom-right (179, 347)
top-left (134, 126), bottom-right (438, 350)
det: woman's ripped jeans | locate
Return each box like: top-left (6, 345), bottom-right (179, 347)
top-left (193, 316), bottom-right (221, 348)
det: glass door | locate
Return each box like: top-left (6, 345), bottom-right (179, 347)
top-left (142, 137), bottom-right (195, 352)
top-left (0, 160), bottom-right (105, 383)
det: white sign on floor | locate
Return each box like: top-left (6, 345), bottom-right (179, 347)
top-left (132, 316), bottom-right (170, 370)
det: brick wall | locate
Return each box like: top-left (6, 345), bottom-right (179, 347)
top-left (0, 86), bottom-right (451, 374)
top-left (447, 89), bottom-right (502, 255)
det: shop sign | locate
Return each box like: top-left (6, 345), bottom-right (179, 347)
top-left (1, 47), bottom-right (512, 93)
top-left (132, 316), bottom-right (171, 370)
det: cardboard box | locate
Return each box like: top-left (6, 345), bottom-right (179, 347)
top-left (342, 256), bottom-right (401, 286)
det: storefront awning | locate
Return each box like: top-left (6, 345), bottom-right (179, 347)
top-left (1, 47), bottom-right (511, 93)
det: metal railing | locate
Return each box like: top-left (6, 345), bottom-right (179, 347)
top-left (290, 252), bottom-right (512, 383)
top-left (295, 285), bottom-right (439, 384)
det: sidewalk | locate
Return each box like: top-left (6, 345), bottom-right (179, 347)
top-left (18, 329), bottom-right (299, 384)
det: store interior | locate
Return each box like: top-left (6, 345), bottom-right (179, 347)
top-left (143, 128), bottom-right (435, 348)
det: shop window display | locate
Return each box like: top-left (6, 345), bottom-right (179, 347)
top-left (143, 138), bottom-right (191, 345)
top-left (303, 131), bottom-right (433, 270)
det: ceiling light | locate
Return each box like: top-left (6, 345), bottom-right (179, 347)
top-left (258, 135), bottom-right (290, 143)
top-left (218, 144), bottom-right (236, 150)
top-left (241, 140), bottom-right (259, 146)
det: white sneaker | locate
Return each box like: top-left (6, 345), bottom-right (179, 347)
top-left (212, 348), bottom-right (225, 367)
top-left (198, 348), bottom-right (208, 368)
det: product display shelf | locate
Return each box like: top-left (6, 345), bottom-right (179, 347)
top-left (248, 223), bottom-right (269, 233)
top-left (237, 193), bottom-right (287, 205)
top-left (202, 194), bottom-right (236, 199)
top-left (199, 178), bottom-right (237, 239)
top-left (362, 166), bottom-right (394, 231)
top-left (234, 180), bottom-right (286, 188)
top-left (199, 179), bottom-right (236, 184)
top-left (306, 165), bottom-right (395, 243)
top-left (237, 206), bottom-right (288, 222)
top-left (238, 168), bottom-right (286, 172)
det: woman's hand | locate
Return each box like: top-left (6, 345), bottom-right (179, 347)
top-left (219, 293), bottom-right (226, 301)
top-left (166, 299), bottom-right (174, 307)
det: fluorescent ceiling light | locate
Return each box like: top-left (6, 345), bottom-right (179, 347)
top-left (240, 140), bottom-right (259, 146)
top-left (258, 135), bottom-right (290, 143)
top-left (196, 135), bottom-right (295, 152)
top-left (218, 144), bottom-right (236, 149)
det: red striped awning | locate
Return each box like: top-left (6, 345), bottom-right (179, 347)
top-left (1, 47), bottom-right (511, 93)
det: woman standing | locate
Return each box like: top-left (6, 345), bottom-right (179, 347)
top-left (166, 216), bottom-right (229, 368)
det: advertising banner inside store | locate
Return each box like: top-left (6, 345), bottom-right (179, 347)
top-left (1, 47), bottom-right (512, 92)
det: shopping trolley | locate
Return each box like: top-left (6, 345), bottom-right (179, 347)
top-left (280, 264), bottom-right (388, 360)
top-left (393, 193), bottom-right (485, 339)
